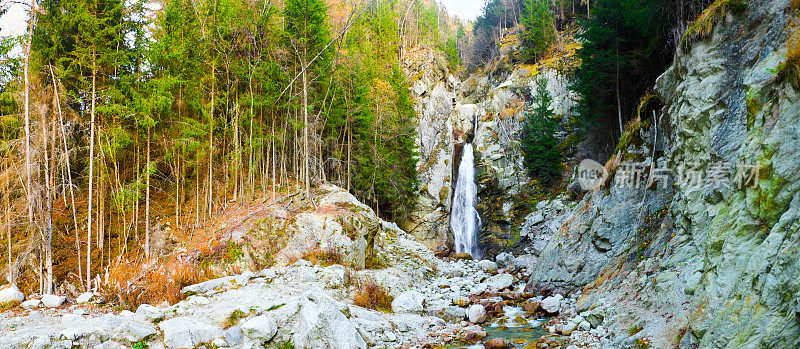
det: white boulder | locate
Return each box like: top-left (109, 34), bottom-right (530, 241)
top-left (541, 294), bottom-right (563, 314)
top-left (477, 260), bottom-right (498, 273)
top-left (391, 290), bottom-right (426, 314)
top-left (159, 316), bottom-right (224, 349)
top-left (467, 304), bottom-right (487, 324)
top-left (0, 284), bottom-right (24, 305)
top-left (76, 292), bottom-right (94, 304)
top-left (41, 294), bottom-right (66, 308)
top-left (240, 315), bottom-right (277, 341)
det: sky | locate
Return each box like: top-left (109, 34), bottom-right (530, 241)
top-left (440, 0), bottom-right (484, 22)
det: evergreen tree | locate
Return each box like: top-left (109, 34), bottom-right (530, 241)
top-left (520, 0), bottom-right (555, 63)
top-left (570, 0), bottom-right (673, 146)
top-left (521, 78), bottom-right (561, 186)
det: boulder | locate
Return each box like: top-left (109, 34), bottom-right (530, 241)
top-left (541, 294), bottom-right (563, 314)
top-left (560, 321), bottom-right (578, 335)
top-left (452, 253), bottom-right (473, 261)
top-left (41, 294), bottom-right (66, 308)
top-left (158, 316), bottom-right (224, 349)
top-left (135, 304), bottom-right (164, 322)
top-left (21, 299), bottom-right (41, 309)
top-left (486, 274), bottom-right (515, 291)
top-left (478, 260), bottom-right (498, 273)
top-left (271, 288), bottom-right (367, 349)
top-left (0, 284), bottom-right (24, 305)
top-left (224, 326), bottom-right (244, 347)
top-left (391, 290), bottom-right (426, 314)
top-left (467, 304), bottom-right (487, 324)
top-left (240, 315), bottom-right (278, 341)
top-left (484, 337), bottom-right (509, 349)
top-left (75, 292), bottom-right (94, 304)
top-left (495, 252), bottom-right (515, 268)
top-left (180, 276), bottom-right (235, 296)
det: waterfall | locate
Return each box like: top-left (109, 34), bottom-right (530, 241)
top-left (451, 143), bottom-right (481, 258)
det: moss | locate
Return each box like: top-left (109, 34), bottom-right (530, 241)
top-left (614, 117), bottom-right (649, 154)
top-left (745, 86), bottom-right (763, 130)
top-left (681, 0), bottom-right (748, 49)
top-left (223, 309), bottom-right (247, 329)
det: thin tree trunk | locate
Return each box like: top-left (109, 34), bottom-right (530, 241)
top-left (145, 127), bottom-right (151, 258)
top-left (302, 61), bottom-right (310, 197)
top-left (23, 8), bottom-right (33, 226)
top-left (42, 99), bottom-right (53, 294)
top-left (49, 66), bottom-right (82, 289)
top-left (207, 63), bottom-right (215, 220)
top-left (86, 54), bottom-right (97, 289)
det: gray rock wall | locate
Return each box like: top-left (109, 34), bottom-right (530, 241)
top-left (526, 0), bottom-right (800, 347)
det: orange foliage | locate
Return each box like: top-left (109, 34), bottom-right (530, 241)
top-left (351, 275), bottom-right (393, 312)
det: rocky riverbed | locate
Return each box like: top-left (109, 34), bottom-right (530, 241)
top-left (0, 248), bottom-right (622, 349)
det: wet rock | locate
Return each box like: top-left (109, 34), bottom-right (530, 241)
top-left (484, 337), bottom-right (510, 349)
top-left (452, 253), bottom-right (474, 261)
top-left (540, 294), bottom-right (563, 314)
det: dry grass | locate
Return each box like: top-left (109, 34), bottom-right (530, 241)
top-left (351, 275), bottom-right (393, 312)
top-left (681, 0), bottom-right (748, 48)
top-left (99, 257), bottom-right (205, 310)
top-left (779, 18), bottom-right (800, 89)
top-left (302, 248), bottom-right (344, 267)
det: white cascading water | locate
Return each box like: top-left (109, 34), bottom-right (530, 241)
top-left (451, 143), bottom-right (481, 258)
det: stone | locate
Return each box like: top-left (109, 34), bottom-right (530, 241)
top-left (271, 288), bottom-right (366, 348)
top-left (188, 296), bottom-right (210, 305)
top-left (180, 276), bottom-right (235, 296)
top-left (586, 314), bottom-right (604, 328)
top-left (561, 321), bottom-right (578, 335)
top-left (478, 260), bottom-right (498, 273)
top-left (31, 336), bottom-right (52, 349)
top-left (495, 252), bottom-right (514, 268)
top-left (224, 326), bottom-right (243, 347)
top-left (136, 304), bottom-right (164, 322)
top-left (540, 294), bottom-right (563, 314)
top-left (452, 253), bottom-right (473, 260)
top-left (579, 320), bottom-right (591, 330)
top-left (240, 315), bottom-right (278, 341)
top-left (486, 273), bottom-right (514, 291)
top-left (21, 299), bottom-right (41, 309)
top-left (158, 316), bottom-right (225, 349)
top-left (391, 290), bottom-right (426, 314)
top-left (41, 294), bottom-right (66, 308)
top-left (75, 292), bottom-right (93, 304)
top-left (467, 304), bottom-right (487, 324)
top-left (484, 337), bottom-right (509, 349)
top-left (0, 284), bottom-right (24, 305)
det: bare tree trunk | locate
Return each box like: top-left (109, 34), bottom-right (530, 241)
top-left (302, 60), bottom-right (310, 197)
top-left (145, 127), bottom-right (151, 258)
top-left (207, 63), bottom-right (215, 220)
top-left (42, 99), bottom-right (53, 294)
top-left (86, 54), bottom-right (97, 289)
top-left (49, 66), bottom-right (82, 289)
top-left (23, 7), bottom-right (33, 226)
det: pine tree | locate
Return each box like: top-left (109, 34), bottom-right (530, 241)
top-left (521, 0), bottom-right (555, 63)
top-left (521, 78), bottom-right (561, 186)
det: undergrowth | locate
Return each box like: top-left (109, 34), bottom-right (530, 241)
top-left (778, 16), bottom-right (800, 89)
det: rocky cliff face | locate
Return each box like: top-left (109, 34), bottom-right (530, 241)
top-left (404, 40), bottom-right (578, 255)
top-left (526, 0), bottom-right (800, 347)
